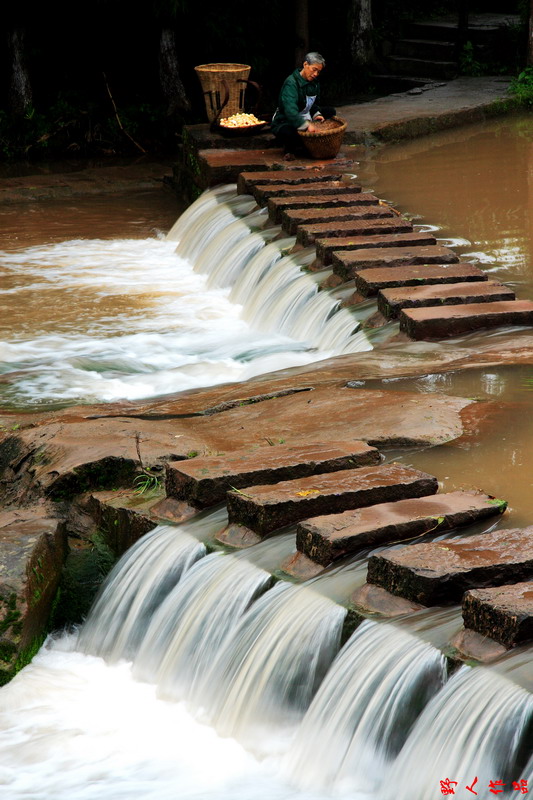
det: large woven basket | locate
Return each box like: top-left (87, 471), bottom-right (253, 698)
top-left (195, 63), bottom-right (251, 123)
top-left (298, 116), bottom-right (347, 159)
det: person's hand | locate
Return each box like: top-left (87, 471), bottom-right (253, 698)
top-left (314, 115), bottom-right (324, 122)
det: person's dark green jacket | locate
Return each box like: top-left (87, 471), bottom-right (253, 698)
top-left (271, 69), bottom-right (322, 134)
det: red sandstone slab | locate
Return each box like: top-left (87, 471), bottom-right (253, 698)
top-left (354, 263), bottom-right (488, 297)
top-left (378, 281), bottom-right (515, 319)
top-left (165, 440), bottom-right (379, 508)
top-left (297, 216), bottom-right (412, 246)
top-left (400, 300), bottom-right (533, 340)
top-left (268, 192), bottom-right (380, 223)
top-left (332, 245), bottom-right (459, 280)
top-left (295, 490), bottom-right (504, 567)
top-left (316, 232), bottom-right (438, 265)
top-left (462, 581), bottom-right (533, 648)
top-left (226, 463), bottom-right (438, 537)
top-left (253, 180), bottom-right (362, 203)
top-left (237, 169), bottom-right (341, 194)
top-left (283, 205), bottom-right (394, 235)
top-left (366, 524), bottom-right (533, 607)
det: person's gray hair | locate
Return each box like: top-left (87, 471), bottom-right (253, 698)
top-left (304, 52), bottom-right (325, 67)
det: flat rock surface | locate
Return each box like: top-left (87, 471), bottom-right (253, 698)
top-left (226, 463), bottom-right (438, 536)
top-left (379, 280), bottom-right (515, 318)
top-left (237, 168), bottom-right (343, 194)
top-left (400, 300), bottom-right (533, 339)
top-left (253, 180), bottom-right (362, 203)
top-left (270, 193), bottom-right (381, 223)
top-left (316, 232), bottom-right (438, 264)
top-left (367, 526), bottom-right (533, 606)
top-left (354, 263), bottom-right (488, 296)
top-left (462, 581), bottom-right (533, 647)
top-left (165, 440), bottom-right (379, 507)
top-left (296, 490), bottom-right (504, 566)
top-left (332, 244), bottom-right (459, 278)
top-left (282, 204), bottom-right (394, 234)
top-left (297, 216), bottom-right (412, 245)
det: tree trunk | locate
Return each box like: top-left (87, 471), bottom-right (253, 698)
top-left (528, 0), bottom-right (533, 66)
top-left (294, 0), bottom-right (309, 67)
top-left (7, 27), bottom-right (33, 117)
top-left (159, 27), bottom-right (190, 115)
top-left (350, 0), bottom-right (374, 68)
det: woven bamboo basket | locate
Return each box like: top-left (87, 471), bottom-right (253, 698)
top-left (195, 63), bottom-right (251, 123)
top-left (298, 116), bottom-right (347, 159)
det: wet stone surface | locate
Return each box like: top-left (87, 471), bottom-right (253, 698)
top-left (354, 262), bottom-right (488, 297)
top-left (296, 490), bottom-right (504, 567)
top-left (315, 232), bottom-right (438, 265)
top-left (165, 440), bottom-right (379, 508)
top-left (462, 581), bottom-right (533, 648)
top-left (400, 300), bottom-right (533, 339)
top-left (331, 244), bottom-right (459, 280)
top-left (268, 192), bottom-right (380, 222)
top-left (297, 216), bottom-right (413, 246)
top-left (282, 204), bottom-right (394, 235)
top-left (226, 463), bottom-right (438, 537)
top-left (378, 280), bottom-right (515, 318)
top-left (253, 180), bottom-right (362, 204)
top-left (365, 524), bottom-right (533, 608)
top-left (237, 168), bottom-right (342, 194)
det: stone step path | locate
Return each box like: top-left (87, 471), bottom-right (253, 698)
top-left (238, 167), bottom-right (533, 341)
top-left (462, 581), bottom-right (533, 649)
top-left (283, 205), bottom-right (395, 235)
top-left (165, 441), bottom-right (379, 509)
top-left (267, 192), bottom-right (381, 223)
top-left (280, 490), bottom-right (504, 578)
top-left (315, 232), bottom-right (438, 265)
top-left (297, 216), bottom-right (413, 246)
top-left (378, 280), bottom-right (516, 319)
top-left (367, 525), bottom-right (532, 606)
top-left (353, 263), bottom-right (489, 297)
top-left (252, 179), bottom-right (362, 203)
top-left (219, 463), bottom-right (438, 543)
top-left (330, 244), bottom-right (459, 278)
top-left (400, 300), bottom-right (533, 339)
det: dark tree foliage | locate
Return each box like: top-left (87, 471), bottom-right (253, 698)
top-left (0, 0), bottom-right (524, 160)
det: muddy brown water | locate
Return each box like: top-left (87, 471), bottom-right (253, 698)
top-left (2, 115), bottom-right (533, 527)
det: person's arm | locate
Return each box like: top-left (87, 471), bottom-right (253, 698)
top-left (279, 76), bottom-right (308, 129)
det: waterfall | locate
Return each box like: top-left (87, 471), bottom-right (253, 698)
top-left (284, 619), bottom-right (448, 793)
top-left (382, 666), bottom-right (533, 800)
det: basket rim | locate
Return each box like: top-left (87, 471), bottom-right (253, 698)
top-left (298, 116), bottom-right (347, 138)
top-left (195, 63), bottom-right (251, 72)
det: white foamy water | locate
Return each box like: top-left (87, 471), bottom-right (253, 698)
top-left (0, 186), bottom-right (372, 408)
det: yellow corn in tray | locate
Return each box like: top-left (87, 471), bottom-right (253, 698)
top-left (219, 113), bottom-right (263, 128)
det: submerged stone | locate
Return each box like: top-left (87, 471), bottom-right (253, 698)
top-left (165, 440), bottom-right (379, 509)
top-left (226, 463), bottom-right (438, 537)
top-left (295, 490), bottom-right (504, 567)
top-left (462, 581), bottom-right (533, 648)
top-left (365, 523), bottom-right (533, 608)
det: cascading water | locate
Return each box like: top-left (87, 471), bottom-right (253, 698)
top-left (1, 184), bottom-right (375, 409)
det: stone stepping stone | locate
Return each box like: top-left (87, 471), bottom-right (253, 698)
top-left (354, 263), bottom-right (488, 297)
top-left (367, 524), bottom-right (533, 607)
top-left (462, 581), bottom-right (533, 648)
top-left (378, 280), bottom-right (515, 319)
top-left (252, 180), bottom-right (362, 203)
top-left (331, 244), bottom-right (459, 280)
top-left (400, 299), bottom-right (533, 339)
top-left (237, 169), bottom-right (342, 194)
top-left (283, 204), bottom-right (394, 235)
top-left (225, 463), bottom-right (438, 538)
top-left (297, 216), bottom-right (413, 246)
top-left (165, 440), bottom-right (380, 509)
top-left (292, 490), bottom-right (505, 568)
top-left (268, 192), bottom-right (380, 223)
top-left (316, 232), bottom-right (438, 265)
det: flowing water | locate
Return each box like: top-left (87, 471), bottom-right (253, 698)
top-left (1, 116), bottom-right (533, 797)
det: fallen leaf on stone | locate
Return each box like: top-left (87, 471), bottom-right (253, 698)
top-left (295, 489), bottom-right (320, 497)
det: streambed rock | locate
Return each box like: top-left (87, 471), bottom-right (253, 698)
top-left (462, 581), bottom-right (533, 648)
top-left (165, 440), bottom-right (380, 508)
top-left (400, 300), bottom-right (533, 339)
top-left (365, 524), bottom-right (533, 608)
top-left (225, 464), bottom-right (438, 537)
top-left (294, 490), bottom-right (504, 567)
top-left (0, 507), bottom-right (67, 684)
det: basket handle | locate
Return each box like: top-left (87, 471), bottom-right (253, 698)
top-left (208, 78), bottom-right (231, 128)
top-left (236, 79), bottom-right (262, 112)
